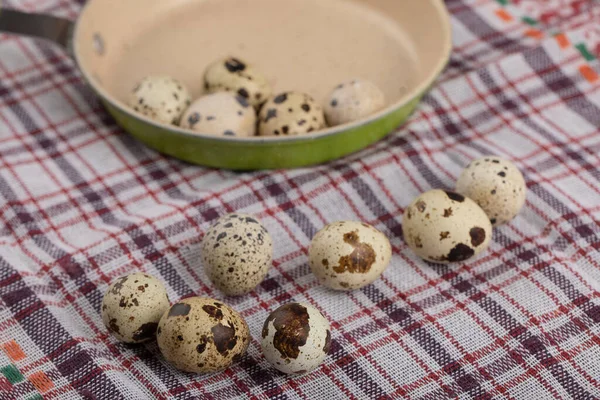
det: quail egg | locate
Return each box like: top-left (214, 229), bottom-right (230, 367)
top-left (403, 190), bottom-right (492, 263)
top-left (180, 92), bottom-right (256, 137)
top-left (456, 156), bottom-right (526, 226)
top-left (258, 92), bottom-right (327, 136)
top-left (204, 57), bottom-right (272, 107)
top-left (128, 76), bottom-right (191, 125)
top-left (157, 297), bottom-right (250, 373)
top-left (101, 272), bottom-right (170, 343)
top-left (261, 302), bottom-right (331, 375)
top-left (309, 221), bottom-right (392, 290)
top-left (201, 213), bottom-right (273, 296)
top-left (324, 79), bottom-right (385, 126)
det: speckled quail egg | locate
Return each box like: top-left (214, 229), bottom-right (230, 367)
top-left (403, 190), bottom-right (492, 264)
top-left (204, 57), bottom-right (272, 108)
top-left (201, 213), bottom-right (273, 296)
top-left (180, 92), bottom-right (256, 137)
top-left (128, 76), bottom-right (192, 125)
top-left (101, 273), bottom-right (170, 343)
top-left (324, 79), bottom-right (385, 126)
top-left (157, 297), bottom-right (250, 373)
top-left (258, 92), bottom-right (327, 136)
top-left (261, 302), bottom-right (331, 375)
top-left (309, 221), bottom-right (392, 290)
top-left (456, 157), bottom-right (527, 226)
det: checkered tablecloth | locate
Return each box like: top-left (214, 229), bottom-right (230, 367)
top-left (1, 0), bottom-right (600, 399)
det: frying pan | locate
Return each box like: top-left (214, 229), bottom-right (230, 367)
top-left (0, 0), bottom-right (451, 170)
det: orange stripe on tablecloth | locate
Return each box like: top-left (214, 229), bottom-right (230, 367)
top-left (555, 33), bottom-right (570, 49)
top-left (1, 341), bottom-right (25, 362)
top-left (579, 65), bottom-right (599, 83)
top-left (29, 371), bottom-right (54, 393)
top-left (495, 9), bottom-right (513, 22)
top-left (525, 29), bottom-right (544, 39)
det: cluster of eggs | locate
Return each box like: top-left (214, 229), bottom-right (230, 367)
top-left (403, 156), bottom-right (527, 263)
top-left (102, 214), bottom-right (392, 375)
top-left (127, 57), bottom-right (386, 137)
top-left (101, 157), bottom-right (526, 375)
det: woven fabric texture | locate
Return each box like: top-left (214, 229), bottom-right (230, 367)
top-left (1, 0), bottom-right (600, 399)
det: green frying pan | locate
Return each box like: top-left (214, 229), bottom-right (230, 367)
top-left (0, 0), bottom-right (451, 170)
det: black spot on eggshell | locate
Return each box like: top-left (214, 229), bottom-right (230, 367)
top-left (237, 88), bottom-right (249, 98)
top-left (188, 113), bottom-right (201, 127)
top-left (298, 119), bottom-right (307, 126)
top-left (217, 232), bottom-right (227, 241)
top-left (196, 336), bottom-right (208, 353)
top-left (301, 104), bottom-right (311, 112)
top-left (447, 243), bottom-right (475, 262)
top-left (110, 276), bottom-right (128, 295)
top-left (492, 160), bottom-right (500, 164)
top-left (444, 191), bottom-right (465, 202)
top-left (207, 116), bottom-right (215, 121)
top-left (202, 305), bottom-right (224, 320)
top-left (330, 99), bottom-right (338, 107)
top-left (416, 201), bottom-right (426, 213)
top-left (235, 95), bottom-right (250, 108)
top-left (132, 322), bottom-right (158, 341)
top-left (443, 208), bottom-right (453, 217)
top-left (225, 58), bottom-right (246, 73)
top-left (224, 223), bottom-right (233, 228)
top-left (324, 330), bottom-right (331, 353)
top-left (169, 303), bottom-right (191, 317)
top-left (212, 323), bottom-right (237, 355)
top-left (109, 318), bottom-right (120, 334)
top-left (469, 227), bottom-right (486, 247)
top-left (223, 130), bottom-right (236, 136)
top-left (333, 231), bottom-right (376, 274)
top-left (282, 126), bottom-right (289, 134)
top-left (264, 109), bottom-right (277, 122)
top-left (262, 303), bottom-right (310, 359)
top-left (490, 218), bottom-right (497, 225)
top-left (498, 171), bottom-right (506, 177)
top-left (273, 93), bottom-right (288, 104)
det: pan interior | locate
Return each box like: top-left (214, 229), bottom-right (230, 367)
top-left (75, 0), bottom-right (431, 113)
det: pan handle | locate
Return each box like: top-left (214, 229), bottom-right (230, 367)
top-left (0, 7), bottom-right (74, 51)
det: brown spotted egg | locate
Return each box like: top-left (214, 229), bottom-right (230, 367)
top-left (309, 221), bottom-right (392, 290)
top-left (157, 297), bottom-right (250, 373)
top-left (258, 92), bottom-right (327, 136)
top-left (201, 213), bottom-right (273, 296)
top-left (128, 76), bottom-right (191, 125)
top-left (403, 190), bottom-right (492, 263)
top-left (324, 79), bottom-right (385, 126)
top-left (456, 156), bottom-right (526, 226)
top-left (204, 57), bottom-right (272, 107)
top-left (101, 273), bottom-right (170, 343)
top-left (180, 92), bottom-right (256, 137)
top-left (261, 302), bottom-right (331, 375)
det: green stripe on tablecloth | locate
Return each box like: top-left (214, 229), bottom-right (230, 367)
top-left (521, 16), bottom-right (538, 25)
top-left (575, 43), bottom-right (596, 61)
top-left (1, 364), bottom-right (24, 384)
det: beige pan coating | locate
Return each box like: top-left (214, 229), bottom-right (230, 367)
top-left (72, 0), bottom-right (450, 142)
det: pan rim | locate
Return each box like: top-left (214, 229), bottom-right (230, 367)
top-left (72, 0), bottom-right (452, 145)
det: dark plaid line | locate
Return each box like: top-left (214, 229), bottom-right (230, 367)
top-left (364, 285), bottom-right (487, 398)
top-left (434, 258), bottom-right (595, 399)
top-left (478, 50), bottom-right (600, 181)
top-left (451, 0), bottom-right (529, 56)
top-left (1, 55), bottom-right (196, 398)
top-left (0, 258), bottom-right (123, 400)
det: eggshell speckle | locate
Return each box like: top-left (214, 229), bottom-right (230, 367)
top-left (180, 92), bottom-right (256, 137)
top-left (324, 79), bottom-right (385, 126)
top-left (201, 213), bottom-right (273, 296)
top-left (101, 273), bottom-right (170, 343)
top-left (402, 190), bottom-right (492, 263)
top-left (309, 221), bottom-right (392, 290)
top-left (204, 57), bottom-right (272, 107)
top-left (258, 92), bottom-right (327, 136)
top-left (261, 302), bottom-right (331, 375)
top-left (456, 157), bottom-right (526, 226)
top-left (157, 297), bottom-right (250, 373)
top-left (128, 76), bottom-right (191, 125)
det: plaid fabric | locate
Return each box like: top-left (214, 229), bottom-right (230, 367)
top-left (1, 0), bottom-right (600, 398)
